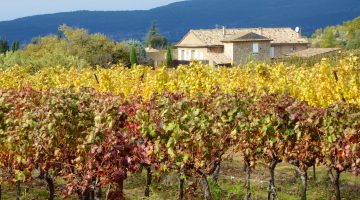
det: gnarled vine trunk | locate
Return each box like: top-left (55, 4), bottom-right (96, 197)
top-left (197, 169), bottom-right (212, 200)
top-left (212, 163), bottom-right (221, 184)
top-left (293, 165), bottom-right (308, 200)
top-left (45, 172), bottom-right (55, 200)
top-left (334, 169), bottom-right (341, 200)
top-left (244, 159), bottom-right (251, 200)
top-left (200, 174), bottom-right (212, 200)
top-left (117, 179), bottom-right (124, 199)
top-left (267, 159), bottom-right (279, 200)
top-left (312, 165), bottom-right (316, 181)
top-left (178, 174), bottom-right (185, 200)
top-left (16, 181), bottom-right (21, 200)
top-left (94, 177), bottom-right (102, 200)
top-left (105, 185), bottom-right (112, 200)
top-left (144, 165), bottom-right (152, 197)
top-left (81, 189), bottom-right (90, 200)
top-left (327, 168), bottom-right (342, 200)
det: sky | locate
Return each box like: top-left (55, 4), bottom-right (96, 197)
top-left (0, 0), bottom-right (181, 21)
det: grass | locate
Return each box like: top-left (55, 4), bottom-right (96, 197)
top-left (1, 155), bottom-right (360, 200)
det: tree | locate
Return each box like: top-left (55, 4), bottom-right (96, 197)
top-left (130, 47), bottom-right (138, 66)
top-left (345, 16), bottom-right (360, 39)
top-left (144, 22), bottom-right (168, 49)
top-left (0, 38), bottom-right (9, 54)
top-left (124, 39), bottom-right (147, 65)
top-left (346, 29), bottom-right (360, 49)
top-left (11, 40), bottom-right (20, 52)
top-left (166, 47), bottom-right (173, 67)
top-left (320, 28), bottom-right (337, 48)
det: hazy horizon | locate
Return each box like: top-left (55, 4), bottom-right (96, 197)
top-left (0, 0), bottom-right (181, 21)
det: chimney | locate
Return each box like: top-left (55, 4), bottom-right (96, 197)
top-left (295, 27), bottom-right (302, 38)
top-left (260, 27), bottom-right (263, 35)
top-left (222, 26), bottom-right (226, 36)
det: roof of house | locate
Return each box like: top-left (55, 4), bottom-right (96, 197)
top-left (208, 52), bottom-right (231, 64)
top-left (177, 27), bottom-right (308, 47)
top-left (221, 32), bottom-right (272, 42)
top-left (286, 48), bottom-right (341, 58)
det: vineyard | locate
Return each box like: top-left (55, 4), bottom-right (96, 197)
top-left (0, 55), bottom-right (360, 200)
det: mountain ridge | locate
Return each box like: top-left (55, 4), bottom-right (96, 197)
top-left (0, 0), bottom-right (359, 43)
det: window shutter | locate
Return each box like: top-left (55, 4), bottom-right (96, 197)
top-left (253, 43), bottom-right (259, 53)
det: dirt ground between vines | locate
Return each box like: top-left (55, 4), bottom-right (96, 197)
top-left (2, 153), bottom-right (360, 200)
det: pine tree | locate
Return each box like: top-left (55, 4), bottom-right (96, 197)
top-left (144, 22), bottom-right (168, 49)
top-left (145, 22), bottom-right (158, 47)
top-left (130, 47), bottom-right (138, 66)
top-left (166, 47), bottom-right (173, 67)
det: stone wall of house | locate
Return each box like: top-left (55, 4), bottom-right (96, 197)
top-left (232, 41), bottom-right (271, 66)
top-left (272, 44), bottom-right (308, 57)
top-left (224, 43), bottom-right (234, 61)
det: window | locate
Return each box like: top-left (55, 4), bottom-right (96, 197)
top-left (194, 50), bottom-right (198, 59)
top-left (181, 50), bottom-right (185, 60)
top-left (253, 43), bottom-right (259, 53)
top-left (270, 47), bottom-right (275, 58)
top-left (199, 52), bottom-right (204, 60)
top-left (191, 50), bottom-right (196, 59)
top-left (290, 47), bottom-right (297, 52)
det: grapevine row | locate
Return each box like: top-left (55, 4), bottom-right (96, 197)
top-left (0, 88), bottom-right (359, 200)
top-left (0, 55), bottom-right (359, 107)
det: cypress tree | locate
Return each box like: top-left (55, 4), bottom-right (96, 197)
top-left (130, 47), bottom-right (138, 66)
top-left (0, 38), bottom-right (3, 53)
top-left (4, 40), bottom-right (9, 52)
top-left (166, 47), bottom-right (173, 67)
top-left (0, 38), bottom-right (9, 54)
top-left (11, 40), bottom-right (20, 52)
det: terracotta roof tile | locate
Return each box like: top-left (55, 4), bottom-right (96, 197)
top-left (208, 52), bottom-right (231, 64)
top-left (187, 27), bottom-right (308, 46)
top-left (286, 48), bottom-right (341, 58)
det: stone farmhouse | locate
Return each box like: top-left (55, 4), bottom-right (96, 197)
top-left (175, 27), bottom-right (309, 66)
top-left (146, 27), bottom-right (330, 67)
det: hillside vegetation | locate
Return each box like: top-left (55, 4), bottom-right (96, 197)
top-left (312, 16), bottom-right (360, 49)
